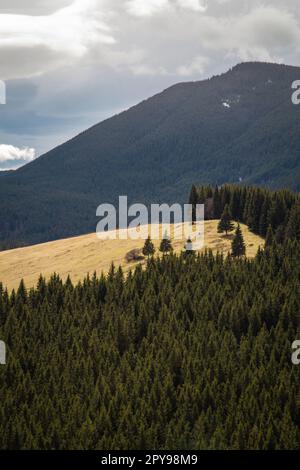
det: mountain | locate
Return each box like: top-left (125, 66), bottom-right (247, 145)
top-left (1, 61), bottom-right (300, 248)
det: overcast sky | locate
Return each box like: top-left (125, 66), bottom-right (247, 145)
top-left (0, 0), bottom-right (300, 169)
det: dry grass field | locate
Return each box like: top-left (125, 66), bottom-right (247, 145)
top-left (0, 221), bottom-right (264, 291)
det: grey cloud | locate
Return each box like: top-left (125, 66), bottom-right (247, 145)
top-left (1, 0), bottom-right (300, 169)
top-left (0, 0), bottom-right (115, 80)
top-left (0, 0), bottom-right (73, 15)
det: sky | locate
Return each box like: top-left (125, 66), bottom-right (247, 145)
top-left (0, 0), bottom-right (300, 170)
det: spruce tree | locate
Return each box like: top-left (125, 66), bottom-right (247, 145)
top-left (286, 203), bottom-right (300, 241)
top-left (218, 204), bottom-right (234, 236)
top-left (275, 225), bottom-right (286, 244)
top-left (142, 236), bottom-right (155, 258)
top-left (213, 186), bottom-right (222, 219)
top-left (259, 199), bottom-right (269, 237)
top-left (159, 234), bottom-right (173, 254)
top-left (189, 185), bottom-right (198, 224)
top-left (231, 224), bottom-right (246, 258)
top-left (265, 225), bottom-right (275, 248)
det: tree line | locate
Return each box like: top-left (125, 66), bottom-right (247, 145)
top-left (189, 184), bottom-right (300, 242)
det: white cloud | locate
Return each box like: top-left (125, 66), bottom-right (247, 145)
top-left (0, 144), bottom-right (36, 163)
top-left (181, 5), bottom-right (300, 63)
top-left (0, 1), bottom-right (73, 15)
top-left (0, 0), bottom-right (115, 79)
top-left (2, 0), bottom-right (300, 160)
top-left (176, 0), bottom-right (207, 12)
top-left (129, 64), bottom-right (168, 75)
top-left (125, 0), bottom-right (169, 17)
top-left (2, 1), bottom-right (300, 80)
top-left (177, 56), bottom-right (209, 76)
top-left (125, 0), bottom-right (207, 17)
top-left (236, 7), bottom-right (300, 53)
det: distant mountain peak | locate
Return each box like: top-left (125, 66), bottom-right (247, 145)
top-left (1, 61), bottom-right (300, 248)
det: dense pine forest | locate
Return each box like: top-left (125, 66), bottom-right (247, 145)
top-left (0, 240), bottom-right (299, 449)
top-left (0, 184), bottom-right (300, 449)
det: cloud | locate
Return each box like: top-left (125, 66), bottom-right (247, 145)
top-left (125, 0), bottom-right (207, 17)
top-left (177, 55), bottom-right (210, 76)
top-left (236, 7), bottom-right (300, 54)
top-left (129, 64), bottom-right (168, 75)
top-left (125, 0), bottom-right (169, 17)
top-left (2, 1), bottom-right (300, 81)
top-left (2, 0), bottom-right (300, 163)
top-left (182, 5), bottom-right (300, 63)
top-left (0, 1), bottom-right (73, 15)
top-left (0, 144), bottom-right (36, 167)
top-left (0, 0), bottom-right (115, 79)
top-left (176, 0), bottom-right (207, 12)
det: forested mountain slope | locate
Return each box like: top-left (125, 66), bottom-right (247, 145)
top-left (0, 243), bottom-right (299, 449)
top-left (1, 62), bottom-right (300, 247)
top-left (1, 184), bottom-right (300, 449)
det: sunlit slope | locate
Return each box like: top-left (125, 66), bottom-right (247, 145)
top-left (0, 221), bottom-right (263, 290)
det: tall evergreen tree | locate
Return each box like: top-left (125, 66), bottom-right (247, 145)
top-left (159, 234), bottom-right (173, 255)
top-left (213, 186), bottom-right (222, 219)
top-left (189, 185), bottom-right (198, 224)
top-left (142, 236), bottom-right (155, 258)
top-left (231, 224), bottom-right (246, 258)
top-left (218, 204), bottom-right (234, 236)
top-left (286, 203), bottom-right (300, 241)
top-left (265, 225), bottom-right (275, 249)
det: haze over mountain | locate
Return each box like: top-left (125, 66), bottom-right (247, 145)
top-left (1, 61), bottom-right (300, 248)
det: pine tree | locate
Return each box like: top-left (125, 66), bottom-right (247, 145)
top-left (286, 203), bottom-right (300, 241)
top-left (213, 186), bottom-right (222, 219)
top-left (259, 199), bottom-right (269, 236)
top-left (189, 185), bottom-right (198, 224)
top-left (265, 225), bottom-right (275, 249)
top-left (231, 224), bottom-right (246, 258)
top-left (275, 225), bottom-right (286, 244)
top-left (159, 234), bottom-right (173, 254)
top-left (142, 236), bottom-right (155, 258)
top-left (218, 204), bottom-right (234, 236)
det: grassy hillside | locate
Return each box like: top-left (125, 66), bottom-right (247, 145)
top-left (1, 62), bottom-right (300, 248)
top-left (0, 221), bottom-right (263, 290)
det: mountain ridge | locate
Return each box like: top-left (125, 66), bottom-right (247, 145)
top-left (1, 61), bottom-right (300, 248)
